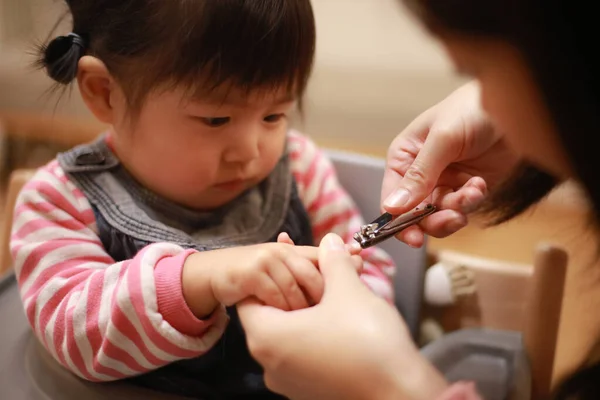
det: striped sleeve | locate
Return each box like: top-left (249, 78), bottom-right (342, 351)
top-left (10, 161), bottom-right (228, 382)
top-left (288, 131), bottom-right (395, 303)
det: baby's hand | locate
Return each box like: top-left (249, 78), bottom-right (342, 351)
top-left (198, 242), bottom-right (323, 311)
top-left (182, 235), bottom-right (364, 318)
top-left (282, 230), bottom-right (362, 256)
top-left (212, 242), bottom-right (322, 310)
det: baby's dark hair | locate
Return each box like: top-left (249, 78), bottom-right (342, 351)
top-left (37, 0), bottom-right (316, 109)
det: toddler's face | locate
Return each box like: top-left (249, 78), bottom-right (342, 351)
top-left (109, 84), bottom-right (296, 210)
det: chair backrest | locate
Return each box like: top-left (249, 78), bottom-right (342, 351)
top-left (0, 169), bottom-right (35, 276)
top-left (430, 245), bottom-right (568, 399)
top-left (325, 148), bottom-right (428, 340)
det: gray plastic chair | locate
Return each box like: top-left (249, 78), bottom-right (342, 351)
top-left (0, 150), bottom-right (532, 399)
top-left (325, 149), bottom-right (428, 339)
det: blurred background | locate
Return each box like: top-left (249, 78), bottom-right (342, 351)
top-left (1, 0), bottom-right (599, 390)
top-left (0, 0), bottom-right (463, 153)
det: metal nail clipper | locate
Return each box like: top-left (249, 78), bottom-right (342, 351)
top-left (353, 204), bottom-right (437, 249)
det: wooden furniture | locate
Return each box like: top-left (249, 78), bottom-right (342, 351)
top-left (0, 112), bottom-right (103, 147)
top-left (0, 169), bottom-right (35, 276)
top-left (428, 246), bottom-right (568, 399)
top-left (0, 112), bottom-right (103, 190)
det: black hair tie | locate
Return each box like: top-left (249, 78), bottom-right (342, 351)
top-left (44, 32), bottom-right (88, 84)
top-left (67, 33), bottom-right (87, 51)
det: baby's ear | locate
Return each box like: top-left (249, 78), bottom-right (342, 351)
top-left (277, 232), bottom-right (295, 245)
top-left (77, 56), bottom-right (120, 125)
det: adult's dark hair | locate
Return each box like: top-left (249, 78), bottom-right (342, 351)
top-left (401, 0), bottom-right (600, 398)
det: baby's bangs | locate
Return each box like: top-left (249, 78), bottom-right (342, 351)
top-left (163, 0), bottom-right (316, 100)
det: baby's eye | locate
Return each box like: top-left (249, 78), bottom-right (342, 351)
top-left (264, 114), bottom-right (285, 123)
top-left (200, 117), bottom-right (230, 127)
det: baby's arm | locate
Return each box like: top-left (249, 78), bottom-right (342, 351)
top-left (10, 161), bottom-right (228, 382)
top-left (289, 132), bottom-right (395, 303)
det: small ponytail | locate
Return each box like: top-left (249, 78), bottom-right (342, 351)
top-left (38, 33), bottom-right (87, 84)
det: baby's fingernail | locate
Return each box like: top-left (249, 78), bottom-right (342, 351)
top-left (346, 242), bottom-right (362, 254)
top-left (384, 189), bottom-right (410, 208)
top-left (323, 234), bottom-right (346, 251)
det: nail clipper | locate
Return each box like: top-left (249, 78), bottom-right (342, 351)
top-left (353, 204), bottom-right (437, 249)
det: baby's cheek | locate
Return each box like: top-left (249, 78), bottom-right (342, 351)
top-left (258, 146), bottom-right (285, 178)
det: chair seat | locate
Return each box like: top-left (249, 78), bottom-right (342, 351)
top-left (421, 328), bottom-right (531, 400)
top-left (0, 272), bottom-right (187, 400)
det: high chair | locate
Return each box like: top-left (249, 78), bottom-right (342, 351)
top-left (0, 149), bottom-right (566, 400)
top-left (0, 170), bottom-right (202, 399)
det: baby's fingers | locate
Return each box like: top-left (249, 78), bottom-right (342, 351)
top-left (252, 272), bottom-right (290, 311)
top-left (284, 256), bottom-right (324, 305)
top-left (289, 245), bottom-right (319, 265)
top-left (277, 232), bottom-right (295, 245)
top-left (346, 241), bottom-right (363, 255)
top-left (268, 260), bottom-right (310, 310)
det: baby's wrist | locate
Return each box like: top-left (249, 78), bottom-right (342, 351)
top-left (155, 249), bottom-right (220, 335)
top-left (182, 252), bottom-right (220, 319)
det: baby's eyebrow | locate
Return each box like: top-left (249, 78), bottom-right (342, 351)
top-left (272, 94), bottom-right (297, 105)
top-left (190, 88), bottom-right (297, 107)
top-left (211, 96), bottom-right (296, 107)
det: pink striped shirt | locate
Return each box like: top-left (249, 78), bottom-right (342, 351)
top-left (10, 130), bottom-right (395, 382)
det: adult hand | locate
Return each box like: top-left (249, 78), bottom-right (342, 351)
top-left (238, 233), bottom-right (448, 400)
top-left (382, 81), bottom-right (520, 247)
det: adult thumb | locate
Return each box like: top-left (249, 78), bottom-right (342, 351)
top-left (318, 233), bottom-right (362, 283)
top-left (237, 298), bottom-right (285, 338)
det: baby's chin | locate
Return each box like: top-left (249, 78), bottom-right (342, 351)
top-left (183, 186), bottom-right (252, 211)
top-left (174, 173), bottom-right (268, 210)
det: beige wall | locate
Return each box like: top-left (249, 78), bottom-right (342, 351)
top-left (0, 0), bottom-right (465, 155)
top-left (305, 0), bottom-right (465, 154)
